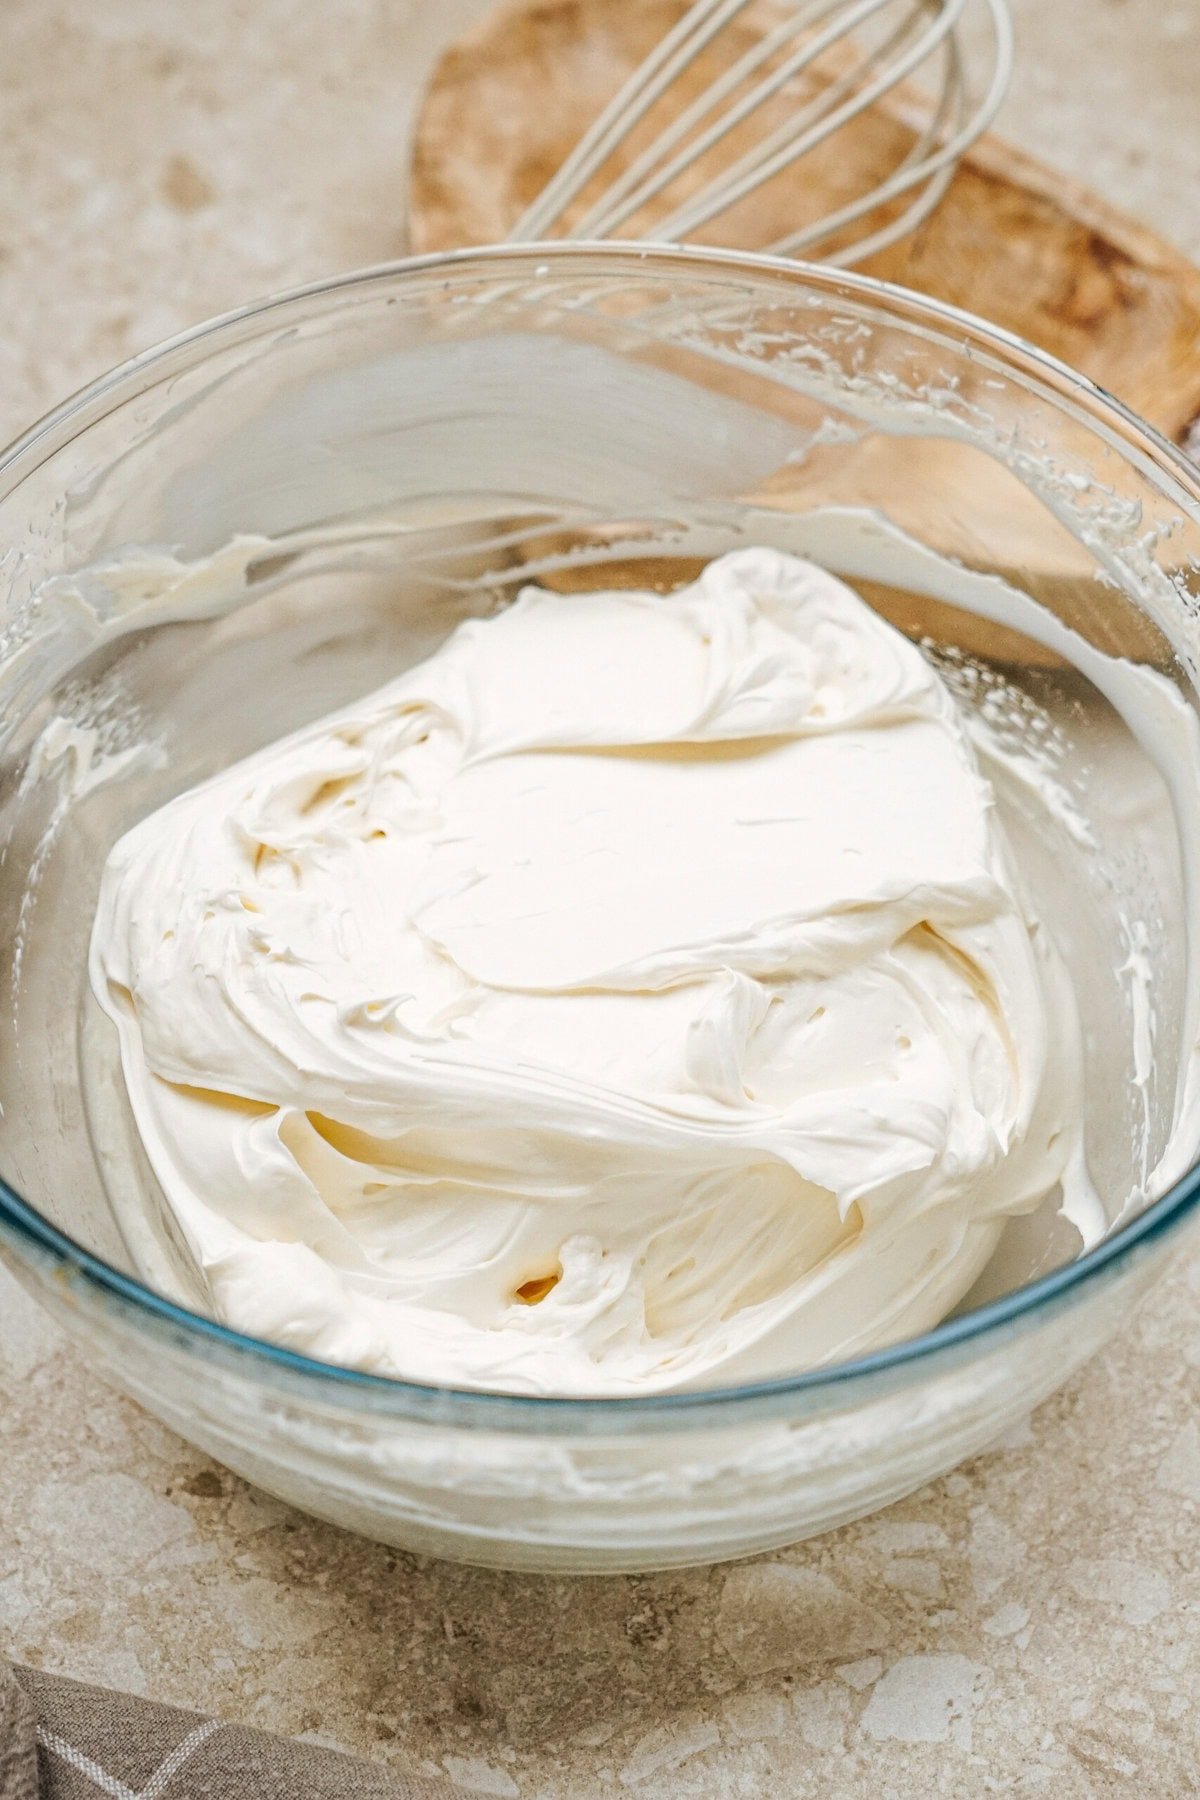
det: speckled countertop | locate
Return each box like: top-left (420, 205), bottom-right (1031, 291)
top-left (2, 3), bottom-right (1200, 1795)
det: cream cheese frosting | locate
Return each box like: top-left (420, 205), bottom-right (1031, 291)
top-left (89, 547), bottom-right (1098, 1394)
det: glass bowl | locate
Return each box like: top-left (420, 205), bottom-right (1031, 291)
top-left (2, 244), bottom-right (1199, 1574)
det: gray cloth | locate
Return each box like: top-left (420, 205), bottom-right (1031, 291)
top-left (1, 1662), bottom-right (452, 1799)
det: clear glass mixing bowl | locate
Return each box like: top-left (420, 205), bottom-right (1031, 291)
top-left (2, 244), bottom-right (1200, 1574)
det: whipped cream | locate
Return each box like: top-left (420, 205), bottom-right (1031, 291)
top-left (90, 548), bottom-right (1097, 1394)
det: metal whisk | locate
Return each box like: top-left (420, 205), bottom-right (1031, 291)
top-left (508, 0), bottom-right (1012, 265)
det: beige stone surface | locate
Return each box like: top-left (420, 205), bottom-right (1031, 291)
top-left (1, 2), bottom-right (1199, 1794)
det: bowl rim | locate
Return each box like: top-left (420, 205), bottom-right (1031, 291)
top-left (3, 236), bottom-right (1200, 1426)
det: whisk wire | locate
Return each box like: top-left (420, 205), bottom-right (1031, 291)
top-left (655, 0), bottom-right (968, 240)
top-left (646, 0), bottom-right (946, 240)
top-left (764, 0), bottom-right (971, 256)
top-left (575, 0), bottom-right (908, 240)
top-left (511, 0), bottom-right (750, 242)
top-left (572, 0), bottom-right (863, 237)
top-left (770, 0), bottom-right (1012, 259)
top-left (805, 64), bottom-right (963, 259)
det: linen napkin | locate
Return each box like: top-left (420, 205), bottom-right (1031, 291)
top-left (1, 1661), bottom-right (455, 1799)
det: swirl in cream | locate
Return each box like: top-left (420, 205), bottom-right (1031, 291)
top-left (90, 548), bottom-right (1096, 1393)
